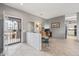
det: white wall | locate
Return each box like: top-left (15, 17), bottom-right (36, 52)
top-left (1, 4), bottom-right (44, 42)
top-left (44, 16), bottom-right (65, 39)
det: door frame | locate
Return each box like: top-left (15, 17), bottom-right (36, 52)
top-left (4, 16), bottom-right (22, 45)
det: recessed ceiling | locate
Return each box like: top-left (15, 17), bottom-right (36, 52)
top-left (4, 3), bottom-right (79, 19)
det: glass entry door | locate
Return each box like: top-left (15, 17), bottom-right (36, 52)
top-left (4, 17), bottom-right (21, 45)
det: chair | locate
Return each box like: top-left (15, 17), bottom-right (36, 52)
top-left (42, 37), bottom-right (49, 46)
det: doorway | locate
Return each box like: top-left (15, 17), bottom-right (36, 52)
top-left (4, 17), bottom-right (21, 45)
top-left (65, 14), bottom-right (77, 40)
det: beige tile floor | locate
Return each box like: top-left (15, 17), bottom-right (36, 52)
top-left (42, 36), bottom-right (79, 56)
top-left (4, 36), bottom-right (79, 56)
top-left (5, 43), bottom-right (51, 56)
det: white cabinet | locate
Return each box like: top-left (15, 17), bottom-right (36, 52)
top-left (26, 32), bottom-right (41, 50)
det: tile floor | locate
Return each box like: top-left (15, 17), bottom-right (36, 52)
top-left (5, 43), bottom-right (51, 56)
top-left (42, 36), bottom-right (79, 56)
top-left (4, 36), bottom-right (79, 56)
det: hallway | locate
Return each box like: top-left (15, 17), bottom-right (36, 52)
top-left (1, 3), bottom-right (79, 56)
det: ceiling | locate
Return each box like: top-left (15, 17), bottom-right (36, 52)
top-left (4, 3), bottom-right (79, 19)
